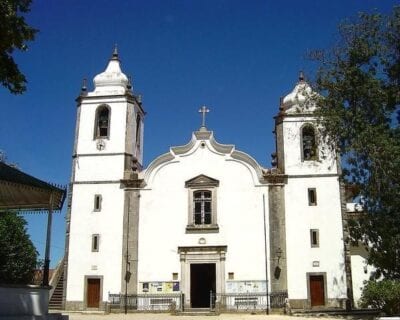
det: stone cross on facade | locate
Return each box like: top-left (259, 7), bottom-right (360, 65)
top-left (198, 105), bottom-right (210, 129)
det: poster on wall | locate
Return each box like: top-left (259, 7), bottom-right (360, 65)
top-left (225, 280), bottom-right (266, 293)
top-left (140, 281), bottom-right (180, 293)
top-left (173, 282), bottom-right (180, 291)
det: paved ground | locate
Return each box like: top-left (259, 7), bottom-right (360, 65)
top-left (62, 313), bottom-right (335, 320)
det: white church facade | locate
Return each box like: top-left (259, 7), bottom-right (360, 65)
top-left (64, 50), bottom-right (360, 311)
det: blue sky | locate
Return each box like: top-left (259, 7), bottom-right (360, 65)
top-left (0, 0), bottom-right (396, 267)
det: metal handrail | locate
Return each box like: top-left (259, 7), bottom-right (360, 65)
top-left (48, 257), bottom-right (65, 300)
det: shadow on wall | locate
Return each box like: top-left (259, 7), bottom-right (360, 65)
top-left (329, 247), bottom-right (347, 308)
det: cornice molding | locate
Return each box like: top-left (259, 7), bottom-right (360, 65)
top-left (208, 133), bottom-right (234, 155)
top-left (170, 136), bottom-right (196, 155)
top-left (231, 150), bottom-right (264, 181)
top-left (73, 180), bottom-right (121, 185)
top-left (286, 173), bottom-right (339, 178)
top-left (120, 178), bottom-right (145, 188)
top-left (178, 245), bottom-right (227, 253)
top-left (263, 173), bottom-right (288, 184)
top-left (76, 93), bottom-right (145, 114)
top-left (142, 152), bottom-right (175, 183)
top-left (274, 112), bottom-right (317, 124)
top-left (73, 152), bottom-right (132, 158)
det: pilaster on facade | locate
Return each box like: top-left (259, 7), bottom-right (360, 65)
top-left (268, 184), bottom-right (288, 293)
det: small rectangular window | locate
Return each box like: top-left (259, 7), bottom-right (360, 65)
top-left (142, 282), bottom-right (149, 292)
top-left (94, 194), bottom-right (102, 211)
top-left (228, 272), bottom-right (234, 280)
top-left (310, 229), bottom-right (319, 247)
top-left (172, 273), bottom-right (178, 280)
top-left (92, 234), bottom-right (100, 252)
top-left (308, 188), bottom-right (317, 206)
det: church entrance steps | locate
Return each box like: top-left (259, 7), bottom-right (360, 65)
top-left (177, 308), bottom-right (218, 316)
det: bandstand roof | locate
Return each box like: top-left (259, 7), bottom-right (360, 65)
top-left (0, 162), bottom-right (66, 212)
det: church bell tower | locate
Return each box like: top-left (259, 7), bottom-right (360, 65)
top-left (274, 72), bottom-right (337, 175)
top-left (65, 49), bottom-right (145, 309)
top-left (271, 73), bottom-right (348, 309)
top-left (75, 48), bottom-right (145, 171)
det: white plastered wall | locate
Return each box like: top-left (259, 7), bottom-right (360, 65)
top-left (282, 118), bottom-right (337, 176)
top-left (74, 156), bottom-right (125, 182)
top-left (67, 95), bottom-right (131, 303)
top-left (138, 139), bottom-right (269, 287)
top-left (76, 99), bottom-right (129, 155)
top-left (285, 176), bottom-right (346, 301)
top-left (66, 183), bottom-right (124, 302)
top-left (350, 245), bottom-right (374, 307)
top-left (279, 113), bottom-right (346, 301)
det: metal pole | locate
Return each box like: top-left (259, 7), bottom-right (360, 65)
top-left (262, 194), bottom-right (270, 315)
top-left (43, 193), bottom-right (54, 286)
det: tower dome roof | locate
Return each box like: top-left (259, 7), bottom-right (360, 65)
top-left (281, 72), bottom-right (316, 113)
top-left (92, 47), bottom-right (129, 94)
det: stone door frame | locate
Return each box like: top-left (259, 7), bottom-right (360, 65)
top-left (84, 275), bottom-right (103, 309)
top-left (178, 245), bottom-right (227, 309)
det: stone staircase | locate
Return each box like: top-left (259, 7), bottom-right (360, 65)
top-left (49, 270), bottom-right (64, 310)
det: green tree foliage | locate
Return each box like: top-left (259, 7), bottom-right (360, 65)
top-left (0, 0), bottom-right (38, 94)
top-left (311, 7), bottom-right (400, 279)
top-left (0, 212), bottom-right (38, 284)
top-left (360, 280), bottom-right (400, 315)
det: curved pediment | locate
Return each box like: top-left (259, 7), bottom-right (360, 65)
top-left (142, 129), bottom-right (266, 186)
top-left (170, 130), bottom-right (234, 156)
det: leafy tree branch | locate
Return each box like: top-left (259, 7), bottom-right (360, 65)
top-left (0, 0), bottom-right (38, 94)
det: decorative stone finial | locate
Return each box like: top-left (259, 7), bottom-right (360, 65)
top-left (81, 78), bottom-right (87, 92)
top-left (271, 152), bottom-right (277, 168)
top-left (112, 44), bottom-right (119, 60)
top-left (299, 71), bottom-right (305, 82)
top-left (127, 75), bottom-right (132, 90)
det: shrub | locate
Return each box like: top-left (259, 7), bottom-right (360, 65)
top-left (0, 212), bottom-right (38, 284)
top-left (360, 280), bottom-right (400, 315)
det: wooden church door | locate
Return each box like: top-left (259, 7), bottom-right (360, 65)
top-left (309, 275), bottom-right (325, 306)
top-left (87, 278), bottom-right (100, 308)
